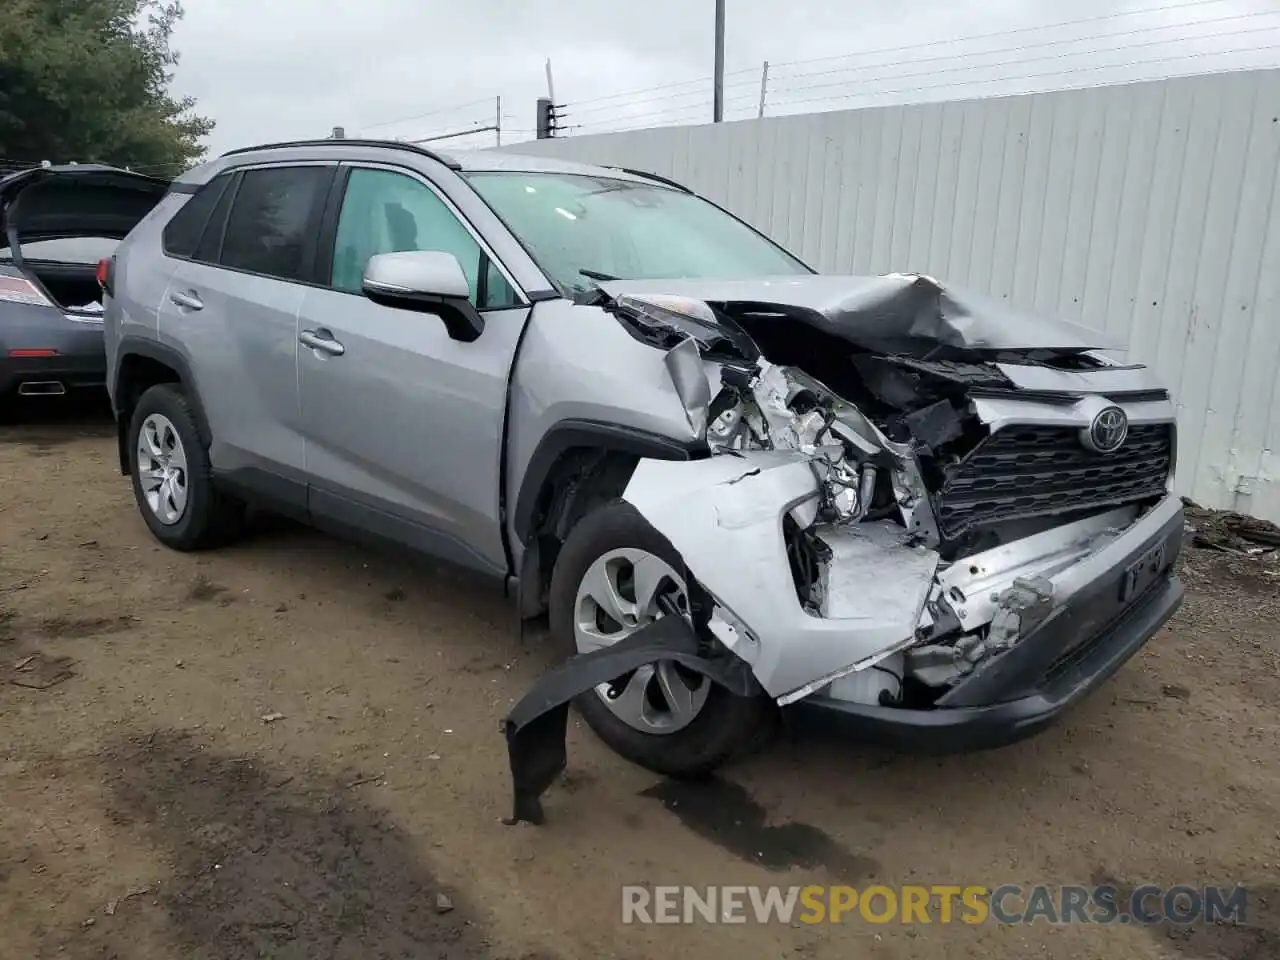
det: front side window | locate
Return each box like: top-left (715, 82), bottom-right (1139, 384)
top-left (330, 167), bottom-right (518, 309)
top-left (465, 171), bottom-right (812, 297)
top-left (219, 166), bottom-right (329, 281)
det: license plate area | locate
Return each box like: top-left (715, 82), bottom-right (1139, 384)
top-left (1120, 542), bottom-right (1166, 603)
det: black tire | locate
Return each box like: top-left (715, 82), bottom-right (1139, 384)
top-left (548, 499), bottom-right (775, 778)
top-left (127, 383), bottom-right (244, 551)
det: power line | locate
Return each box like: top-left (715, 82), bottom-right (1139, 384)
top-left (563, 65), bottom-right (760, 111)
top-left (564, 77), bottom-right (761, 120)
top-left (768, 0), bottom-right (1245, 70)
top-left (361, 97), bottom-right (498, 132)
top-left (558, 0), bottom-right (1262, 129)
top-left (769, 8), bottom-right (1278, 87)
top-left (767, 18), bottom-right (1280, 99)
top-left (569, 92), bottom-right (759, 133)
top-left (763, 41), bottom-right (1280, 113)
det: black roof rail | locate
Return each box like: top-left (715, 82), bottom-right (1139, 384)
top-left (218, 138), bottom-right (462, 170)
top-left (608, 166), bottom-right (692, 193)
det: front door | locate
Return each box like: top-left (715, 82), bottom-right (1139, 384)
top-left (297, 164), bottom-right (530, 576)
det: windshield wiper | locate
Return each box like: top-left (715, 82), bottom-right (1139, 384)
top-left (579, 268), bottom-right (619, 282)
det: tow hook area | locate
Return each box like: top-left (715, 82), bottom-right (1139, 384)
top-left (501, 614), bottom-right (757, 826)
top-left (986, 577), bottom-right (1055, 654)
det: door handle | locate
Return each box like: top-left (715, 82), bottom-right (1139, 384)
top-left (299, 328), bottom-right (345, 356)
top-left (169, 290), bottom-right (203, 311)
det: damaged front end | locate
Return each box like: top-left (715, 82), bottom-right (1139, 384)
top-left (504, 274), bottom-right (1183, 823)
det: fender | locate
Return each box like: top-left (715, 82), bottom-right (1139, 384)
top-left (112, 337), bottom-right (211, 474)
top-left (512, 418), bottom-right (706, 545)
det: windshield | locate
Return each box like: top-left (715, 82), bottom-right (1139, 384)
top-left (0, 236), bottom-right (119, 264)
top-left (465, 171), bottom-right (811, 296)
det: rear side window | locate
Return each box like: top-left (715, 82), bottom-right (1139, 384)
top-left (194, 175), bottom-right (237, 263)
top-left (219, 166), bottom-right (329, 282)
top-left (162, 174), bottom-right (231, 258)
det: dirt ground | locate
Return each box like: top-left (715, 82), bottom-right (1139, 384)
top-left (1, 396), bottom-right (1278, 960)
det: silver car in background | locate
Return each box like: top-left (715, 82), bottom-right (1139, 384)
top-left (101, 139), bottom-right (1183, 816)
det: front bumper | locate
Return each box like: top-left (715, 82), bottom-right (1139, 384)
top-left (788, 496), bottom-right (1185, 752)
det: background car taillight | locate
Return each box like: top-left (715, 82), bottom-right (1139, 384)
top-left (0, 274), bottom-right (55, 308)
top-left (96, 257), bottom-right (114, 296)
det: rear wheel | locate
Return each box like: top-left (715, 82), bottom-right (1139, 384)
top-left (128, 384), bottom-right (244, 550)
top-left (548, 500), bottom-right (774, 777)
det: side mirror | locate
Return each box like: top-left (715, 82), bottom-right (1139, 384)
top-left (361, 250), bottom-right (485, 342)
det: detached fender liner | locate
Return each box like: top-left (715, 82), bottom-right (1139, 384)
top-left (502, 615), bottom-right (756, 825)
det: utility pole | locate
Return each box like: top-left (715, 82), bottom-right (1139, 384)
top-left (495, 95), bottom-right (502, 147)
top-left (537, 59), bottom-right (561, 139)
top-left (757, 61), bottom-right (769, 119)
top-left (713, 0), bottom-right (725, 122)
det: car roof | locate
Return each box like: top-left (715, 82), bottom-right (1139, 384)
top-left (173, 139), bottom-right (685, 192)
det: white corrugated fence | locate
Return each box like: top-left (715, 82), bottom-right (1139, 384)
top-left (504, 69), bottom-right (1280, 522)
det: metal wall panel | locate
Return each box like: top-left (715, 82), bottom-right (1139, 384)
top-left (505, 70), bottom-right (1280, 520)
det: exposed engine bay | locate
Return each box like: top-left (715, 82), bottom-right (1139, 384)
top-left (599, 274), bottom-right (1176, 706)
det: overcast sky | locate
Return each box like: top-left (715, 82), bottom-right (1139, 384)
top-left (171, 0), bottom-right (1280, 157)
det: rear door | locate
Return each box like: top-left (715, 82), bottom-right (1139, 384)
top-left (158, 163), bottom-right (335, 510)
top-left (297, 163), bottom-right (531, 577)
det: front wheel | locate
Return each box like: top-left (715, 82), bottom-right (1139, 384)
top-left (548, 499), bottom-right (775, 778)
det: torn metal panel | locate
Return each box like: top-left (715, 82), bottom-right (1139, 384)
top-left (502, 614), bottom-right (756, 825)
top-left (936, 505), bottom-right (1139, 631)
top-left (598, 273), bottom-right (1114, 356)
top-left (820, 522), bottom-right (937, 622)
top-left (972, 393), bottom-right (1176, 432)
top-left (622, 455), bottom-right (939, 701)
top-left (662, 336), bottom-right (712, 437)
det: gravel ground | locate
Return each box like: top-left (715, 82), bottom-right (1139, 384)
top-left (1, 397), bottom-right (1278, 960)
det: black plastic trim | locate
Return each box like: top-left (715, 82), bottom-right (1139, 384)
top-left (112, 338), bottom-right (210, 474)
top-left (512, 419), bottom-right (706, 543)
top-left (308, 485), bottom-right (506, 580)
top-left (785, 503), bottom-right (1186, 753)
top-left (219, 138), bottom-right (462, 170)
top-left (607, 166), bottom-right (693, 193)
top-left (787, 576), bottom-right (1183, 753)
top-left (212, 466), bottom-right (308, 517)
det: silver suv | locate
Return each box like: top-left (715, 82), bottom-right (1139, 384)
top-left (103, 139), bottom-right (1184, 794)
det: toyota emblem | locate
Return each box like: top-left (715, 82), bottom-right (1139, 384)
top-left (1081, 406), bottom-right (1128, 453)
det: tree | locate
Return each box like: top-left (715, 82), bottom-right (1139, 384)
top-left (0, 0), bottom-right (213, 173)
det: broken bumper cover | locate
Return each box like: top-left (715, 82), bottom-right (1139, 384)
top-left (787, 495), bottom-right (1185, 751)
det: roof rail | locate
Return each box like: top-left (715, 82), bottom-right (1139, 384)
top-left (219, 138), bottom-right (462, 170)
top-left (608, 166), bottom-right (692, 193)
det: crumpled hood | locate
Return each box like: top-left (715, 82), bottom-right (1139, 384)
top-left (0, 164), bottom-right (171, 246)
top-left (598, 273), bottom-right (1113, 355)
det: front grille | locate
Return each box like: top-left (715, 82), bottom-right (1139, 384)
top-left (934, 422), bottom-right (1173, 539)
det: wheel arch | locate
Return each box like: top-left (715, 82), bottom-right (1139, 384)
top-left (511, 419), bottom-right (707, 620)
top-left (113, 338), bottom-right (209, 475)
